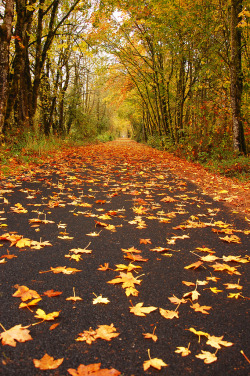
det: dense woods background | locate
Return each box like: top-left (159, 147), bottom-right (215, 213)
top-left (0, 0), bottom-right (249, 174)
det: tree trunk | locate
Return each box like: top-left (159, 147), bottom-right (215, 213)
top-left (0, 0), bottom-right (14, 135)
top-left (230, 0), bottom-right (246, 153)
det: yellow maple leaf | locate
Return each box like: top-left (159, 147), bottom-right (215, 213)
top-left (129, 302), bottom-right (157, 317)
top-left (159, 308), bottom-right (179, 319)
top-left (206, 335), bottom-right (233, 349)
top-left (175, 346), bottom-right (191, 356)
top-left (93, 295), bottom-right (110, 304)
top-left (143, 350), bottom-right (168, 371)
top-left (196, 350), bottom-right (217, 364)
top-left (34, 309), bottom-right (60, 321)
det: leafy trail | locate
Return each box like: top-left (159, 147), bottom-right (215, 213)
top-left (0, 140), bottom-right (249, 375)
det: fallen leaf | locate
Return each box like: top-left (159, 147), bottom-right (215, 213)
top-left (200, 254), bottom-right (219, 262)
top-left (143, 356), bottom-right (168, 371)
top-left (196, 350), bottom-right (217, 364)
top-left (97, 263), bottom-right (110, 271)
top-left (93, 295), bottom-right (110, 304)
top-left (182, 281), bottom-right (196, 286)
top-left (206, 335), bottom-right (233, 349)
top-left (191, 303), bottom-right (212, 314)
top-left (219, 235), bottom-right (241, 243)
top-left (211, 262), bottom-right (241, 275)
top-left (129, 302), bottom-right (157, 316)
top-left (227, 293), bottom-right (243, 299)
top-left (115, 263), bottom-right (141, 272)
top-left (207, 287), bottom-right (223, 294)
top-left (13, 285), bottom-right (41, 301)
top-left (0, 324), bottom-right (32, 346)
top-left (159, 308), bottom-right (179, 319)
top-left (67, 363), bottom-right (121, 375)
top-left (40, 266), bottom-right (82, 274)
top-left (175, 346), bottom-right (191, 356)
top-left (140, 238), bottom-right (152, 244)
top-left (43, 289), bottom-right (63, 297)
top-left (76, 324), bottom-right (119, 343)
top-left (34, 308), bottom-right (60, 321)
top-left (50, 323), bottom-right (59, 331)
top-left (143, 332), bottom-right (158, 342)
top-left (19, 298), bottom-right (41, 309)
top-left (168, 295), bottom-right (187, 305)
top-left (107, 272), bottom-right (142, 289)
top-left (188, 327), bottom-right (209, 342)
top-left (124, 253), bottom-right (148, 262)
top-left (184, 260), bottom-right (203, 269)
top-left (33, 353), bottom-right (63, 370)
top-left (223, 283), bottom-right (242, 290)
top-left (121, 246), bottom-right (141, 254)
top-left (183, 290), bottom-right (200, 301)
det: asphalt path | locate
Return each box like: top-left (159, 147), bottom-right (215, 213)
top-left (0, 140), bottom-right (249, 376)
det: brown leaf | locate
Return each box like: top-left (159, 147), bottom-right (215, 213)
top-left (33, 353), bottom-right (63, 370)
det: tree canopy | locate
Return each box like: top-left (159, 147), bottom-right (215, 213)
top-left (0, 0), bottom-right (249, 154)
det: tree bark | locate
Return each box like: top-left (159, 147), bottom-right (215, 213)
top-left (230, 0), bottom-right (246, 153)
top-left (0, 0), bottom-right (14, 135)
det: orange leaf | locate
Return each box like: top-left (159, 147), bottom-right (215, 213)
top-left (33, 353), bottom-right (63, 370)
top-left (43, 289), bottom-right (63, 297)
top-left (67, 363), bottom-right (121, 375)
top-left (13, 285), bottom-right (41, 301)
top-left (0, 324), bottom-right (32, 347)
top-left (97, 263), bottom-right (110, 271)
top-left (184, 261), bottom-right (203, 269)
top-left (140, 238), bottom-right (152, 244)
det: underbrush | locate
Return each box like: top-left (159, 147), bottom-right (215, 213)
top-left (144, 135), bottom-right (249, 181)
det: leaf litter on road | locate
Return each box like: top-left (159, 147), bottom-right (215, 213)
top-left (0, 140), bottom-right (249, 374)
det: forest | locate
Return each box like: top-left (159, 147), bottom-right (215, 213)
top-left (0, 0), bottom-right (249, 177)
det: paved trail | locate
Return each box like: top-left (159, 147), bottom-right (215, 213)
top-left (0, 140), bottom-right (249, 375)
